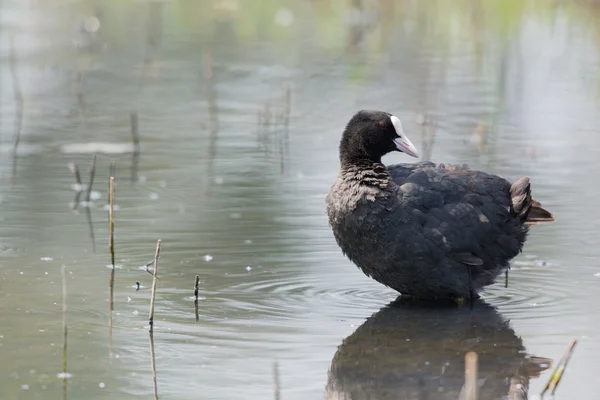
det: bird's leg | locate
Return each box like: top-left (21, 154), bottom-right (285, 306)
top-left (467, 266), bottom-right (475, 305)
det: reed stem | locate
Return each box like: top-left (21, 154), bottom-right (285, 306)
top-left (61, 265), bottom-right (68, 400)
top-left (149, 240), bottom-right (161, 332)
top-left (464, 351), bottom-right (478, 400)
top-left (108, 174), bottom-right (115, 356)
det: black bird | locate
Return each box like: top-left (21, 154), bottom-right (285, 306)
top-left (326, 110), bottom-right (555, 301)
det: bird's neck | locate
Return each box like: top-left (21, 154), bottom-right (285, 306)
top-left (340, 159), bottom-right (390, 189)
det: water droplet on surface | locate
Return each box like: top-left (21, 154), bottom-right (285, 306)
top-left (214, 176), bottom-right (224, 185)
top-left (21, 384), bottom-right (29, 390)
top-left (203, 255), bottom-right (213, 262)
top-left (132, 310), bottom-right (139, 316)
top-left (245, 266), bottom-right (252, 271)
top-left (244, 240), bottom-right (252, 244)
top-left (40, 257), bottom-right (53, 261)
top-left (149, 192), bottom-right (159, 200)
top-left (99, 382), bottom-right (105, 388)
top-left (57, 372), bottom-right (72, 379)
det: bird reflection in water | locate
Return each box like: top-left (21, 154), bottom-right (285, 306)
top-left (326, 298), bottom-right (551, 400)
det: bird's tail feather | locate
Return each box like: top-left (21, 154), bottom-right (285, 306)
top-left (510, 177), bottom-right (555, 225)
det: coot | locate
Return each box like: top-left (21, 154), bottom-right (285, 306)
top-left (326, 110), bottom-right (554, 301)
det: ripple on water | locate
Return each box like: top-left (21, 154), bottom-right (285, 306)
top-left (213, 268), bottom-right (395, 323)
top-left (484, 255), bottom-right (574, 320)
top-left (181, 255), bottom-right (573, 329)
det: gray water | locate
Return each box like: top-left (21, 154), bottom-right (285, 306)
top-left (1, 1), bottom-right (599, 399)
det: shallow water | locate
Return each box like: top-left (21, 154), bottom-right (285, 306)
top-left (1, 1), bottom-right (599, 399)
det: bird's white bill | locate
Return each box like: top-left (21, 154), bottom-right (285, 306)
top-left (390, 115), bottom-right (419, 158)
top-left (393, 136), bottom-right (419, 158)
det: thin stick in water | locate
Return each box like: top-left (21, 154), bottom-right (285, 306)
top-left (194, 275), bottom-right (200, 322)
top-left (68, 162), bottom-right (83, 188)
top-left (131, 111), bottom-right (140, 149)
top-left (130, 111), bottom-right (140, 183)
top-left (148, 239), bottom-right (161, 400)
top-left (464, 351), bottom-right (478, 400)
top-left (108, 174), bottom-right (115, 356)
top-left (9, 35), bottom-right (24, 180)
top-left (85, 205), bottom-right (96, 254)
top-left (540, 338), bottom-right (578, 397)
top-left (148, 239), bottom-right (161, 332)
top-left (109, 176), bottom-right (115, 267)
top-left (273, 361), bottom-right (280, 400)
top-left (85, 154), bottom-right (97, 204)
top-left (61, 265), bottom-right (69, 400)
top-left (68, 162), bottom-right (83, 210)
top-left (149, 329), bottom-right (159, 400)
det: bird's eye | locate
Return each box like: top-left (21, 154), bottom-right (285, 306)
top-left (379, 121), bottom-right (386, 129)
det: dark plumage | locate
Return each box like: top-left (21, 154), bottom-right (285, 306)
top-left (326, 110), bottom-right (555, 300)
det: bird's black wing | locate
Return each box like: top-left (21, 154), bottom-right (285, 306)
top-left (387, 162), bottom-right (526, 266)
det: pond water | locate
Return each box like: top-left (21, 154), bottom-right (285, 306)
top-left (1, 1), bottom-right (599, 399)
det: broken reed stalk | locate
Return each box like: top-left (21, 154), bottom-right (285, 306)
top-left (194, 275), bottom-right (200, 322)
top-left (85, 154), bottom-right (97, 203)
top-left (464, 352), bottom-right (478, 400)
top-left (273, 361), bottom-right (280, 400)
top-left (283, 85), bottom-right (291, 170)
top-left (9, 35), bottom-right (24, 180)
top-left (149, 329), bottom-right (159, 400)
top-left (148, 240), bottom-right (161, 399)
top-left (61, 265), bottom-right (68, 400)
top-left (85, 205), bottom-right (96, 254)
top-left (108, 174), bottom-right (115, 357)
top-left (109, 176), bottom-right (115, 267)
top-left (130, 111), bottom-right (140, 184)
top-left (148, 240), bottom-right (161, 332)
top-left (68, 162), bottom-right (83, 209)
top-left (68, 162), bottom-right (83, 188)
top-left (202, 49), bottom-right (219, 197)
top-left (131, 111), bottom-right (140, 149)
top-left (540, 338), bottom-right (578, 397)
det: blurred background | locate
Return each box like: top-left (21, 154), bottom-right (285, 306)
top-left (1, 0), bottom-right (599, 399)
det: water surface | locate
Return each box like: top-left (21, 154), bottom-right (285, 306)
top-left (1, 1), bottom-right (599, 399)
